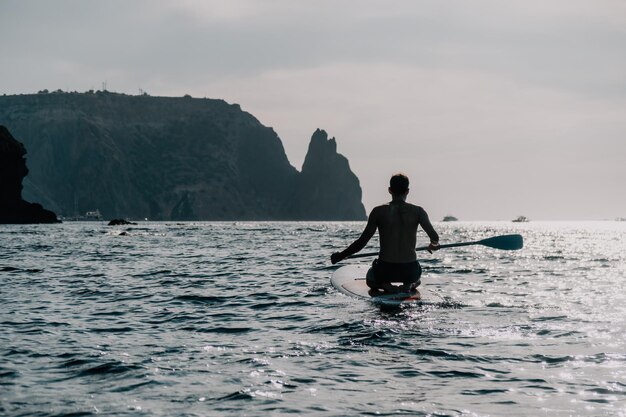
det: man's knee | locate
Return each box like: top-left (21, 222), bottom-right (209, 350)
top-left (403, 269), bottom-right (422, 288)
top-left (404, 274), bottom-right (421, 287)
top-left (366, 267), bottom-right (377, 288)
top-left (405, 278), bottom-right (421, 289)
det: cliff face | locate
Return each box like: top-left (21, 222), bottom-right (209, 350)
top-left (0, 91), bottom-right (365, 220)
top-left (0, 125), bottom-right (59, 223)
top-left (295, 129), bottom-right (366, 220)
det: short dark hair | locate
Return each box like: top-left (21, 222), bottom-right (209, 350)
top-left (389, 173), bottom-right (409, 194)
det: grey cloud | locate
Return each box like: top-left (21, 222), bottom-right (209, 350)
top-left (3, 0), bottom-right (625, 98)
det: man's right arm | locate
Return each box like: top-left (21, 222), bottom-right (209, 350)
top-left (331, 208), bottom-right (378, 264)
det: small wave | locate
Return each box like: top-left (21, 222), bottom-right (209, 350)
top-left (532, 315), bottom-right (568, 322)
top-left (131, 269), bottom-right (173, 277)
top-left (89, 310), bottom-right (127, 317)
top-left (28, 244), bottom-right (53, 250)
top-left (413, 349), bottom-right (491, 364)
top-left (305, 321), bottom-right (364, 335)
top-left (391, 369), bottom-right (425, 378)
top-left (428, 370), bottom-right (484, 379)
top-left (0, 367), bottom-right (20, 383)
top-left (110, 379), bottom-right (163, 393)
top-left (180, 326), bottom-right (253, 334)
top-left (295, 227), bottom-right (326, 233)
top-left (337, 330), bottom-right (389, 346)
top-left (77, 361), bottom-right (143, 377)
top-left (521, 383), bottom-right (559, 392)
top-left (143, 311), bottom-right (200, 324)
top-left (173, 294), bottom-right (232, 305)
top-left (60, 358), bottom-right (92, 368)
top-left (529, 354), bottom-right (573, 364)
top-left (461, 388), bottom-right (510, 395)
top-left (248, 301), bottom-right (281, 310)
top-left (584, 398), bottom-right (611, 404)
top-left (212, 390), bottom-right (254, 402)
top-left (579, 353), bottom-right (626, 364)
top-left (452, 268), bottom-right (481, 274)
top-left (2, 348), bottom-right (32, 357)
top-left (535, 329), bottom-right (580, 337)
top-left (586, 387), bottom-right (626, 396)
top-left (89, 326), bottom-right (135, 333)
top-left (47, 411), bottom-right (96, 417)
top-left (414, 348), bottom-right (455, 358)
top-left (592, 258), bottom-right (610, 262)
top-left (0, 266), bottom-right (44, 273)
top-left (315, 265), bottom-right (342, 271)
top-left (66, 272), bottom-right (105, 278)
top-left (476, 366), bottom-right (512, 375)
top-left (114, 293), bottom-right (155, 302)
top-left (68, 288), bottom-right (112, 298)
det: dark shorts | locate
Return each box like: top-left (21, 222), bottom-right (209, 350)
top-left (366, 259), bottom-right (422, 288)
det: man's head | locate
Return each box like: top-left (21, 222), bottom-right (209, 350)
top-left (389, 173), bottom-right (409, 196)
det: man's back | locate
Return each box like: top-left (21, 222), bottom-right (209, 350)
top-left (375, 201), bottom-right (437, 263)
top-left (329, 173), bottom-right (439, 270)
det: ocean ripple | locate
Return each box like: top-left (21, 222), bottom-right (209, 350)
top-left (0, 221), bottom-right (625, 416)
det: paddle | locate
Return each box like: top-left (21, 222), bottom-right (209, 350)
top-left (347, 234), bottom-right (523, 259)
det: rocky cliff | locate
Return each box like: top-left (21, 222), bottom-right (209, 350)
top-left (295, 129), bottom-right (365, 220)
top-left (0, 125), bottom-right (59, 223)
top-left (0, 91), bottom-right (366, 220)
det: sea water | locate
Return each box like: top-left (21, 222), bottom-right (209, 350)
top-left (1, 221), bottom-right (625, 416)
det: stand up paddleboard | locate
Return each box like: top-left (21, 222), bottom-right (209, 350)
top-left (331, 264), bottom-right (438, 306)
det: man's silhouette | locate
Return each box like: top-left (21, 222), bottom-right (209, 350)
top-left (331, 173), bottom-right (439, 293)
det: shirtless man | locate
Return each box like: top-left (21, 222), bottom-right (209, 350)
top-left (330, 173), bottom-right (440, 293)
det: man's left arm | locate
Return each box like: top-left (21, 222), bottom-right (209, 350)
top-left (331, 210), bottom-right (377, 264)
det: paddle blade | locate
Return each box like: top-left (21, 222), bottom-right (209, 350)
top-left (478, 234), bottom-right (523, 250)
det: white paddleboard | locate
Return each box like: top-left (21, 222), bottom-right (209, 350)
top-left (331, 264), bottom-right (439, 306)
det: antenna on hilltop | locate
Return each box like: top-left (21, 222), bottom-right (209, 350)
top-left (102, 81), bottom-right (107, 91)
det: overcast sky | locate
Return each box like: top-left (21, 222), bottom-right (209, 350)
top-left (1, 0), bottom-right (625, 220)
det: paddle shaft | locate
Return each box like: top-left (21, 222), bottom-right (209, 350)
top-left (347, 234), bottom-right (523, 260)
top-left (348, 241), bottom-right (476, 259)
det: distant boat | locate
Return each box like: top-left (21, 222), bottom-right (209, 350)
top-left (442, 215), bottom-right (458, 222)
top-left (84, 210), bottom-right (103, 220)
top-left (616, 217), bottom-right (626, 222)
top-left (62, 209), bottom-right (103, 221)
top-left (512, 216), bottom-right (529, 223)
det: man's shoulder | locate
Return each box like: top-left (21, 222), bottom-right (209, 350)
top-left (403, 203), bottom-right (428, 218)
top-left (373, 202), bottom-right (423, 209)
top-left (369, 204), bottom-right (386, 217)
top-left (403, 202), bottom-right (424, 212)
top-left (372, 202), bottom-right (423, 214)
